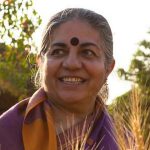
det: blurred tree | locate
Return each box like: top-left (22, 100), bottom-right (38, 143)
top-left (117, 33), bottom-right (150, 95)
top-left (0, 0), bottom-right (42, 112)
top-left (109, 30), bottom-right (150, 143)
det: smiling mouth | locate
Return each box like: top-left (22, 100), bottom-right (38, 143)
top-left (59, 77), bottom-right (86, 84)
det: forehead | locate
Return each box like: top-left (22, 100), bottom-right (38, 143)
top-left (50, 19), bottom-right (102, 45)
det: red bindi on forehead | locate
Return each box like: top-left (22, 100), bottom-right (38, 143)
top-left (70, 37), bottom-right (79, 46)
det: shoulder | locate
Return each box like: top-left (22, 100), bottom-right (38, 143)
top-left (0, 98), bottom-right (29, 150)
top-left (0, 98), bottom-right (29, 125)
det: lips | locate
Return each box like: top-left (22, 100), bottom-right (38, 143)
top-left (58, 76), bottom-right (86, 84)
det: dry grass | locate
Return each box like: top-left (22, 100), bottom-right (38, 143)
top-left (57, 87), bottom-right (150, 150)
top-left (57, 116), bottom-right (95, 150)
top-left (112, 87), bottom-right (150, 150)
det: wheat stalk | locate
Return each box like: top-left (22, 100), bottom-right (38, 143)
top-left (112, 86), bottom-right (150, 150)
top-left (55, 86), bottom-right (150, 150)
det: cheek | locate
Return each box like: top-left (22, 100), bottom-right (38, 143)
top-left (95, 67), bottom-right (107, 87)
top-left (92, 65), bottom-right (107, 91)
top-left (41, 63), bottom-right (55, 90)
top-left (41, 61), bottom-right (51, 83)
top-left (42, 59), bottom-right (61, 80)
top-left (85, 61), bottom-right (107, 78)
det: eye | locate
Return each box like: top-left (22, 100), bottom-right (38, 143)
top-left (50, 49), bottom-right (65, 56)
top-left (81, 49), bottom-right (96, 57)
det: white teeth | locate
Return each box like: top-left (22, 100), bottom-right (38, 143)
top-left (62, 77), bottom-right (83, 83)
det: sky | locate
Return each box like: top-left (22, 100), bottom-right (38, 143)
top-left (33, 0), bottom-right (150, 104)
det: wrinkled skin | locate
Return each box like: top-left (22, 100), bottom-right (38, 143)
top-left (40, 19), bottom-right (115, 113)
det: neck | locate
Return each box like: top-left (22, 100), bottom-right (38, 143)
top-left (49, 97), bottom-right (96, 134)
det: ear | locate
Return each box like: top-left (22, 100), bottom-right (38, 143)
top-left (106, 59), bottom-right (115, 77)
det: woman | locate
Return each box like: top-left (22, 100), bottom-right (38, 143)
top-left (0, 8), bottom-right (119, 150)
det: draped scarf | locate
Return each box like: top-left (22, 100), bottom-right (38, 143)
top-left (22, 88), bottom-right (57, 150)
top-left (22, 88), bottom-right (117, 150)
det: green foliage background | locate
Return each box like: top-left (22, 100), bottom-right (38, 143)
top-left (109, 30), bottom-right (150, 143)
top-left (0, 0), bottom-right (42, 113)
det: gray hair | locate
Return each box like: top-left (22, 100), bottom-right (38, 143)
top-left (35, 8), bottom-right (114, 89)
top-left (39, 8), bottom-right (113, 65)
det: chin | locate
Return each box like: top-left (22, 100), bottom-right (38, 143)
top-left (59, 94), bottom-right (85, 104)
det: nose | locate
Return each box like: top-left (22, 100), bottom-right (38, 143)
top-left (62, 51), bottom-right (82, 70)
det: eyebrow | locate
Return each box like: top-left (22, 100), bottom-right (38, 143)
top-left (51, 42), bottom-right (101, 49)
top-left (51, 42), bottom-right (67, 48)
top-left (80, 42), bottom-right (101, 50)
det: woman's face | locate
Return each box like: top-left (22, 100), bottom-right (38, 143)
top-left (41, 19), bottom-right (114, 107)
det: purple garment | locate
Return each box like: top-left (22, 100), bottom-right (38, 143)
top-left (0, 99), bottom-right (119, 150)
top-left (0, 99), bottom-right (28, 150)
top-left (85, 110), bottom-right (119, 149)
